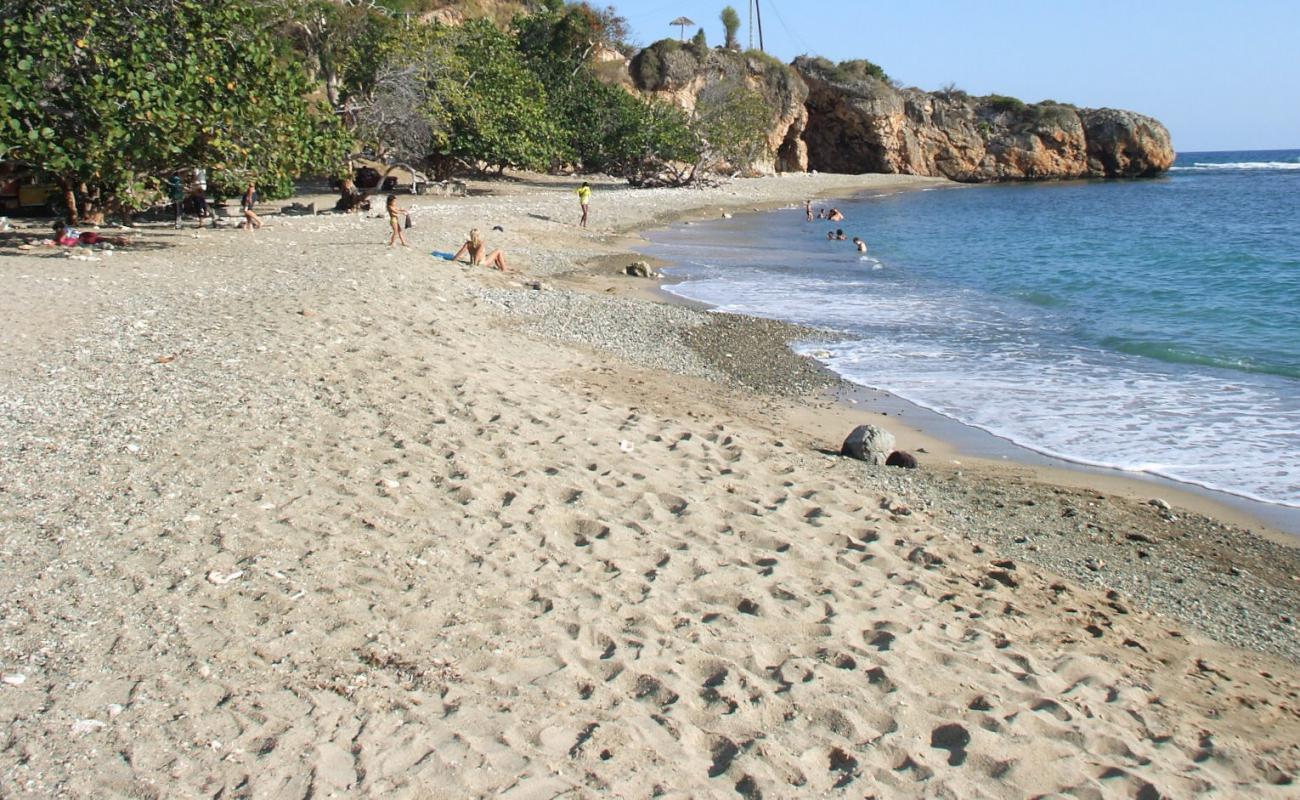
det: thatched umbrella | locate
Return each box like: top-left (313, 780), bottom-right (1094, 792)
top-left (670, 16), bottom-right (696, 41)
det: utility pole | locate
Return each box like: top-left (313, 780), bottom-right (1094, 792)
top-left (747, 1), bottom-right (753, 50)
top-left (754, 0), bottom-right (764, 52)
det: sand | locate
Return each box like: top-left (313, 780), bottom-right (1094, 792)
top-left (1, 173), bottom-right (1297, 798)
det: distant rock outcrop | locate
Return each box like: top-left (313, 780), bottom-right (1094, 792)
top-left (629, 41), bottom-right (809, 174)
top-left (792, 56), bottom-right (1174, 181)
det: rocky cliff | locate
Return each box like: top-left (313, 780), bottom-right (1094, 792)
top-left (792, 56), bottom-right (1174, 181)
top-left (629, 41), bottom-right (809, 174)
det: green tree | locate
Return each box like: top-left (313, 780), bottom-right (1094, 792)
top-left (0, 0), bottom-right (349, 222)
top-left (720, 6), bottom-right (741, 50)
top-left (693, 81), bottom-right (775, 175)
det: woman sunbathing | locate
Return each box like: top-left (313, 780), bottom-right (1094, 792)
top-left (451, 228), bottom-right (509, 271)
top-left (50, 222), bottom-right (131, 247)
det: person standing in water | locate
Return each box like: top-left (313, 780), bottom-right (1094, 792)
top-left (804, 199), bottom-right (813, 221)
top-left (576, 181), bottom-right (592, 228)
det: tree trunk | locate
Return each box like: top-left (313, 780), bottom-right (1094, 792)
top-left (60, 181), bottom-right (78, 225)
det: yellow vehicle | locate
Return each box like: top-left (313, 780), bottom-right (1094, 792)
top-left (0, 164), bottom-right (60, 214)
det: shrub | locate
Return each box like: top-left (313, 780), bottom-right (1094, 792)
top-left (985, 94), bottom-right (1027, 113)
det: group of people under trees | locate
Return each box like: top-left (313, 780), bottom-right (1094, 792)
top-left (805, 198), bottom-right (868, 253)
top-left (162, 172), bottom-right (262, 232)
top-left (47, 170), bottom-right (599, 271)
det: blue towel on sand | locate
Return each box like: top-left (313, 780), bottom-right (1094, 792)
top-left (431, 251), bottom-right (456, 260)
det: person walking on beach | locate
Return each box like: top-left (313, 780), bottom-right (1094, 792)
top-left (576, 181), bottom-right (592, 228)
top-left (386, 194), bottom-right (410, 247)
top-left (167, 173), bottom-right (186, 229)
top-left (451, 228), bottom-right (508, 271)
top-left (191, 185), bottom-right (211, 229)
top-left (241, 181), bottom-right (263, 232)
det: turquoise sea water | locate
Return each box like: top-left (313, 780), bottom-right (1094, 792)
top-left (643, 150), bottom-right (1300, 508)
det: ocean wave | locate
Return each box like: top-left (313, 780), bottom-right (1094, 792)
top-left (1172, 161), bottom-right (1300, 171)
top-left (1102, 337), bottom-right (1300, 379)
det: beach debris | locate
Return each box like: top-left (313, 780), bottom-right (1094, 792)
top-left (378, 478), bottom-right (400, 489)
top-left (71, 719), bottom-right (107, 735)
top-left (885, 450), bottom-right (918, 469)
top-left (619, 440), bottom-right (635, 453)
top-left (280, 202), bottom-right (317, 216)
top-left (2, 673), bottom-right (26, 686)
top-left (107, 704), bottom-right (124, 718)
top-left (907, 547), bottom-right (944, 568)
top-left (985, 569), bottom-right (1019, 588)
top-left (721, 212), bottom-right (733, 219)
top-left (1149, 498), bottom-right (1172, 511)
top-left (155, 353), bottom-right (178, 364)
top-left (206, 569), bottom-right (244, 586)
top-left (840, 424), bottom-right (895, 465)
top-left (624, 261), bottom-right (657, 278)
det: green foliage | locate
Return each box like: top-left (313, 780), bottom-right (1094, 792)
top-left (792, 54), bottom-right (891, 86)
top-left (630, 38), bottom-right (703, 90)
top-left (0, 0), bottom-right (349, 220)
top-left (691, 28), bottom-right (708, 49)
top-left (694, 81), bottom-right (774, 174)
top-left (830, 58), bottom-right (891, 84)
top-left (721, 6), bottom-right (741, 50)
top-left (416, 20), bottom-right (559, 175)
top-left (985, 94), bottom-right (1027, 113)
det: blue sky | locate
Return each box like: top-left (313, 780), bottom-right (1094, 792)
top-left (609, 1), bottom-right (1299, 152)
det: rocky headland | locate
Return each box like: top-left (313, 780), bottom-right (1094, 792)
top-left (620, 42), bottom-right (1175, 181)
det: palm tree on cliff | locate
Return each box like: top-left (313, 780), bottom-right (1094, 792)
top-left (670, 16), bottom-right (695, 42)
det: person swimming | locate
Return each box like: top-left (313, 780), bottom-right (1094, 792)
top-left (828, 208), bottom-right (845, 221)
top-left (852, 236), bottom-right (868, 252)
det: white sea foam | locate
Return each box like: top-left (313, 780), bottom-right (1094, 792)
top-left (1172, 161), bottom-right (1300, 171)
top-left (666, 271), bottom-right (1300, 508)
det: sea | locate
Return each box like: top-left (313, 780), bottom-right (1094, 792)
top-left (642, 149), bottom-right (1300, 519)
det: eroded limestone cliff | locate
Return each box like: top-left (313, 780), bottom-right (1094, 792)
top-left (793, 56), bottom-right (1174, 181)
top-left (629, 42), bottom-right (809, 174)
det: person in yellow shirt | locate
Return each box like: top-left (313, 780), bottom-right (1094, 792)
top-left (576, 181), bottom-right (592, 228)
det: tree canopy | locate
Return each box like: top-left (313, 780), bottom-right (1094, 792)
top-left (0, 0), bottom-right (349, 221)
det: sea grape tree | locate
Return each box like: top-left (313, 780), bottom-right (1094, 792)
top-left (0, 0), bottom-right (349, 221)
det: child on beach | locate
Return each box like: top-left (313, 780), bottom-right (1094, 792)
top-left (241, 181), bottom-right (263, 232)
top-left (386, 194), bottom-right (410, 247)
top-left (577, 181), bottom-right (592, 228)
top-left (451, 228), bottom-right (508, 271)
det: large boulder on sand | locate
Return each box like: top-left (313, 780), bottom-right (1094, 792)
top-left (840, 424), bottom-right (896, 465)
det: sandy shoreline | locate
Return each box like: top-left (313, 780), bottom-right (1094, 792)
top-left (2, 172), bottom-right (1298, 797)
